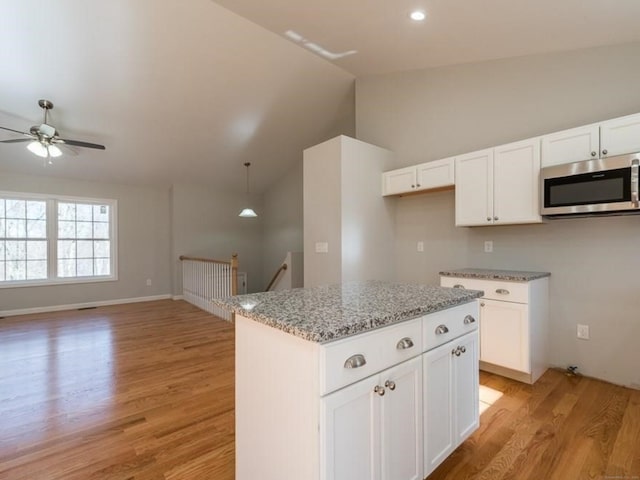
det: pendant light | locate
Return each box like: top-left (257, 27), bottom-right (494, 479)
top-left (239, 162), bottom-right (257, 218)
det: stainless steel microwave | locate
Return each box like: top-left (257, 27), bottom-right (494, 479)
top-left (541, 152), bottom-right (640, 217)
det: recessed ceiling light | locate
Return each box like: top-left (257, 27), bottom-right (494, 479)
top-left (410, 10), bottom-right (426, 21)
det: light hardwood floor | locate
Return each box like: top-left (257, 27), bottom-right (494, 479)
top-left (0, 300), bottom-right (638, 480)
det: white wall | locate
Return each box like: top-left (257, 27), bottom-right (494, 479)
top-left (356, 41), bottom-right (640, 388)
top-left (261, 160), bottom-right (304, 290)
top-left (170, 183), bottom-right (264, 295)
top-left (0, 172), bottom-right (172, 312)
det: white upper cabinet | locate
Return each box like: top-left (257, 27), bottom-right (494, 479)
top-left (541, 112), bottom-right (640, 167)
top-left (541, 124), bottom-right (599, 167)
top-left (455, 149), bottom-right (493, 226)
top-left (382, 166), bottom-right (417, 196)
top-left (600, 112), bottom-right (640, 158)
top-left (455, 139), bottom-right (541, 227)
top-left (493, 138), bottom-right (541, 225)
top-left (382, 158), bottom-right (455, 196)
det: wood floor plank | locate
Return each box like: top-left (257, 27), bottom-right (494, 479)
top-left (1, 300), bottom-right (639, 479)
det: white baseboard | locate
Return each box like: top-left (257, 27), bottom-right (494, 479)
top-left (172, 295), bottom-right (184, 300)
top-left (0, 294), bottom-right (173, 318)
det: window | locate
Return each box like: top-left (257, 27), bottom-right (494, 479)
top-left (0, 192), bottom-right (117, 287)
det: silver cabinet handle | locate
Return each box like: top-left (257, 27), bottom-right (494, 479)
top-left (374, 385), bottom-right (385, 396)
top-left (384, 380), bottom-right (396, 391)
top-left (495, 288), bottom-right (510, 295)
top-left (344, 354), bottom-right (366, 369)
top-left (464, 315), bottom-right (476, 324)
top-left (494, 216), bottom-right (499, 221)
top-left (396, 337), bottom-right (414, 350)
top-left (460, 346), bottom-right (466, 353)
top-left (631, 159), bottom-right (639, 207)
top-left (416, 183), bottom-right (421, 187)
top-left (486, 217), bottom-right (491, 221)
top-left (435, 324), bottom-right (449, 335)
top-left (411, 184), bottom-right (415, 188)
top-left (452, 347), bottom-right (461, 356)
top-left (453, 284), bottom-right (465, 289)
top-left (591, 151), bottom-right (597, 157)
top-left (480, 302), bottom-right (485, 307)
top-left (602, 149), bottom-right (608, 155)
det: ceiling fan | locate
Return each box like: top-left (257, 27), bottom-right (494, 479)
top-left (0, 99), bottom-right (106, 161)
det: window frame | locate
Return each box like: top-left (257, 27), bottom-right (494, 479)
top-left (0, 191), bottom-right (118, 288)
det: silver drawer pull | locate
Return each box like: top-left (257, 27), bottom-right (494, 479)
top-left (495, 288), bottom-right (510, 295)
top-left (464, 315), bottom-right (476, 325)
top-left (396, 337), bottom-right (414, 350)
top-left (453, 284), bottom-right (465, 289)
top-left (344, 354), bottom-right (366, 369)
top-left (384, 380), bottom-right (396, 391)
top-left (374, 385), bottom-right (385, 396)
top-left (435, 324), bottom-right (449, 335)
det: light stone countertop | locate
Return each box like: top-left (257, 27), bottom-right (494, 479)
top-left (439, 268), bottom-right (551, 282)
top-left (212, 280), bottom-right (483, 343)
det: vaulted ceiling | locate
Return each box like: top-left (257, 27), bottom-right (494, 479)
top-left (1, 0), bottom-right (639, 193)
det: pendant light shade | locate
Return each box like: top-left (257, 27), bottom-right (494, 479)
top-left (239, 162), bottom-right (257, 218)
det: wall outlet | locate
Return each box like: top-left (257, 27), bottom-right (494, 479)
top-left (417, 241), bottom-right (424, 252)
top-left (315, 242), bottom-right (329, 253)
top-left (146, 278), bottom-right (152, 286)
top-left (577, 324), bottom-right (590, 340)
top-left (484, 241), bottom-right (493, 253)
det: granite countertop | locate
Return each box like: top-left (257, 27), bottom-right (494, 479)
top-left (212, 280), bottom-right (483, 344)
top-left (439, 268), bottom-right (551, 282)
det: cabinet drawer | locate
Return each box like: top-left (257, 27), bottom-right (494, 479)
top-left (422, 302), bottom-right (479, 352)
top-left (320, 318), bottom-right (422, 396)
top-left (440, 276), bottom-right (529, 304)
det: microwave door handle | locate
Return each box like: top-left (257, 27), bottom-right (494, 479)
top-left (632, 159), bottom-right (639, 207)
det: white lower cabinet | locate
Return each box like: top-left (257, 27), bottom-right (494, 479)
top-left (322, 356), bottom-right (423, 480)
top-left (423, 330), bottom-right (479, 476)
top-left (479, 299), bottom-right (529, 373)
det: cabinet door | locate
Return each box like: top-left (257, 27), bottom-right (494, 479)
top-left (541, 124), bottom-right (599, 167)
top-left (454, 331), bottom-right (479, 443)
top-left (423, 341), bottom-right (454, 476)
top-left (455, 149), bottom-right (494, 226)
top-left (493, 138), bottom-right (542, 225)
top-left (480, 299), bottom-right (530, 373)
top-left (380, 357), bottom-right (423, 480)
top-left (321, 375), bottom-right (380, 480)
top-left (600, 112), bottom-right (640, 158)
top-left (416, 157), bottom-right (455, 192)
top-left (382, 166), bottom-right (417, 196)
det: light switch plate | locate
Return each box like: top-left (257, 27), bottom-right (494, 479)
top-left (417, 241), bottom-right (424, 252)
top-left (484, 241), bottom-right (493, 253)
top-left (315, 242), bottom-right (329, 253)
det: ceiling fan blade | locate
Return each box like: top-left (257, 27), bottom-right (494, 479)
top-left (0, 138), bottom-right (31, 143)
top-left (57, 138), bottom-right (106, 150)
top-left (0, 125), bottom-right (30, 136)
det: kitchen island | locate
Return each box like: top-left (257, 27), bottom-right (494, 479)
top-left (214, 281), bottom-right (483, 480)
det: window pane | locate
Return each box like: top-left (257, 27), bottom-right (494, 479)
top-left (58, 259), bottom-right (76, 277)
top-left (77, 240), bottom-right (93, 258)
top-left (77, 259), bottom-right (93, 276)
top-left (77, 204), bottom-right (93, 221)
top-left (58, 240), bottom-right (76, 259)
top-left (0, 261), bottom-right (4, 281)
top-left (93, 204), bottom-right (109, 222)
top-left (6, 199), bottom-right (26, 218)
top-left (27, 241), bottom-right (47, 260)
top-left (27, 219), bottom-right (47, 238)
top-left (0, 240), bottom-right (4, 259)
top-left (6, 260), bottom-right (26, 280)
top-left (6, 219), bottom-right (26, 238)
top-left (58, 221), bottom-right (76, 238)
top-left (94, 258), bottom-right (110, 276)
top-left (27, 260), bottom-right (47, 279)
top-left (0, 218), bottom-right (4, 237)
top-left (77, 222), bottom-right (92, 239)
top-left (58, 203), bottom-right (76, 221)
top-left (0, 199), bottom-right (4, 218)
top-left (26, 201), bottom-right (46, 220)
top-left (6, 241), bottom-right (25, 261)
top-left (93, 222), bottom-right (109, 239)
top-left (94, 240), bottom-right (110, 258)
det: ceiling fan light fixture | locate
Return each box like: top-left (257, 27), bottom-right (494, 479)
top-left (48, 144), bottom-right (62, 158)
top-left (27, 141), bottom-right (48, 158)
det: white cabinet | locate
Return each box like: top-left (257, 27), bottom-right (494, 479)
top-left (541, 112), bottom-right (640, 167)
top-left (423, 330), bottom-right (478, 476)
top-left (440, 274), bottom-right (549, 384)
top-left (322, 356), bottom-right (423, 480)
top-left (382, 157), bottom-right (455, 196)
top-left (455, 138), bottom-right (541, 226)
